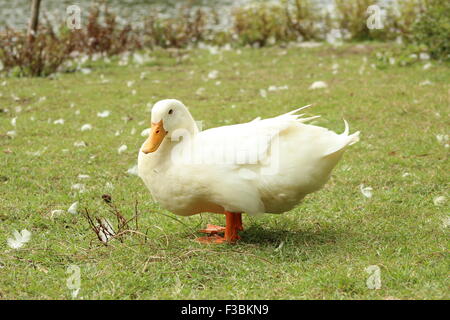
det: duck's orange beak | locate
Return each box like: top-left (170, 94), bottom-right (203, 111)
top-left (141, 120), bottom-right (167, 154)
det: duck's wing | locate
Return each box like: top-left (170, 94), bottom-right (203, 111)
top-left (183, 106), bottom-right (359, 215)
top-left (195, 105), bottom-right (318, 166)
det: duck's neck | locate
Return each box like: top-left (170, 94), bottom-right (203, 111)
top-left (155, 118), bottom-right (199, 163)
top-left (182, 111), bottom-right (200, 136)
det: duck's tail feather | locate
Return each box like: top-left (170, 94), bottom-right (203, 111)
top-left (323, 120), bottom-right (360, 157)
top-left (348, 131), bottom-right (360, 146)
top-left (342, 120), bottom-right (360, 146)
top-left (343, 119), bottom-right (350, 135)
top-left (285, 104), bottom-right (312, 116)
top-left (299, 115), bottom-right (321, 123)
top-left (277, 105), bottom-right (312, 119)
top-left (277, 104), bottom-right (322, 123)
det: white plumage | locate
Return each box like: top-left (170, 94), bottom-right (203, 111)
top-left (138, 99), bottom-right (359, 218)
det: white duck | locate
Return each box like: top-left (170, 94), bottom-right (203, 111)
top-left (138, 99), bottom-right (359, 243)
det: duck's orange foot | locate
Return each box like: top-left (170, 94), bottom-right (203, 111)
top-left (196, 234), bottom-right (228, 244)
top-left (196, 212), bottom-right (242, 244)
top-left (196, 233), bottom-right (240, 244)
top-left (198, 224), bottom-right (226, 235)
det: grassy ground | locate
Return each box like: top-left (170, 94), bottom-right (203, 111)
top-left (0, 44), bottom-right (448, 300)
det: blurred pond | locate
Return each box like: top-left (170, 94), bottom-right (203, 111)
top-left (0, 0), bottom-right (331, 30)
top-left (0, 0), bottom-right (395, 30)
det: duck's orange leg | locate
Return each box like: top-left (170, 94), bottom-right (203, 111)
top-left (196, 211), bottom-right (242, 244)
top-left (236, 213), bottom-right (244, 231)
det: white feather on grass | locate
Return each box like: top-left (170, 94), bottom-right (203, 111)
top-left (127, 164), bottom-right (139, 176)
top-left (141, 128), bottom-right (150, 137)
top-left (97, 218), bottom-right (115, 243)
top-left (71, 183), bottom-right (86, 193)
top-left (97, 110), bottom-right (111, 118)
top-left (80, 124), bottom-right (92, 131)
top-left (68, 202), bottom-right (79, 214)
top-left (208, 70), bottom-right (219, 79)
top-left (259, 89), bottom-right (267, 98)
top-left (51, 210), bottom-right (65, 218)
top-left (360, 184), bottom-right (373, 198)
top-left (7, 229), bottom-right (31, 249)
top-left (433, 196), bottom-right (446, 206)
top-left (309, 81), bottom-right (328, 90)
top-left (6, 130), bottom-right (16, 138)
top-left (74, 141), bottom-right (87, 147)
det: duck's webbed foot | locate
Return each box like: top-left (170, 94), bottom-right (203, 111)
top-left (198, 224), bottom-right (226, 235)
top-left (195, 234), bottom-right (228, 244)
top-left (195, 212), bottom-right (242, 244)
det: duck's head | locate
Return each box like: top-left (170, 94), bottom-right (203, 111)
top-left (141, 99), bottom-right (195, 154)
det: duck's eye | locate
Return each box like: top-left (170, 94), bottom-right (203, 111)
top-left (168, 109), bottom-right (173, 115)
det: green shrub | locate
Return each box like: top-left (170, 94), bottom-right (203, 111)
top-left (386, 0), bottom-right (428, 42)
top-left (285, 0), bottom-right (324, 41)
top-left (335, 0), bottom-right (374, 41)
top-left (144, 8), bottom-right (211, 48)
top-left (412, 0), bottom-right (450, 59)
top-left (233, 3), bottom-right (293, 47)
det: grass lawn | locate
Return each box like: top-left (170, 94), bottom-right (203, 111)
top-left (0, 44), bottom-right (448, 299)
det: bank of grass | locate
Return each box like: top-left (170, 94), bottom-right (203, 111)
top-left (0, 44), bottom-right (448, 299)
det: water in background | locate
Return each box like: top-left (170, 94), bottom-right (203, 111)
top-left (1, 0), bottom-right (242, 30)
top-left (0, 0), bottom-right (396, 31)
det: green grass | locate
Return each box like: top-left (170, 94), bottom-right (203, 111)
top-left (0, 44), bottom-right (448, 300)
